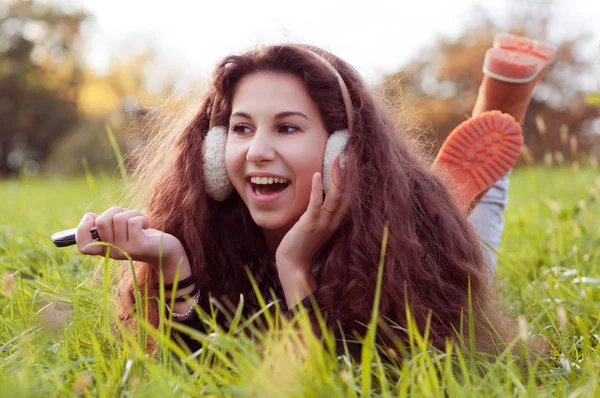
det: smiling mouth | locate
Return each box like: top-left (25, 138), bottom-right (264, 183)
top-left (249, 176), bottom-right (290, 197)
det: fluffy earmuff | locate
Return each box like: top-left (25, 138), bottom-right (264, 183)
top-left (322, 129), bottom-right (350, 193)
top-left (203, 125), bottom-right (234, 201)
top-left (202, 126), bottom-right (349, 201)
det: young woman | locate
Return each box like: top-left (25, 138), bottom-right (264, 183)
top-left (74, 35), bottom-right (554, 356)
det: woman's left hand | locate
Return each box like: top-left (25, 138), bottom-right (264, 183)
top-left (275, 156), bottom-right (350, 275)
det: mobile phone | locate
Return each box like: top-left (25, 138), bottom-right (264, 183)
top-left (51, 227), bottom-right (99, 248)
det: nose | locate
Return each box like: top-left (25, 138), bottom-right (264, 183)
top-left (246, 129), bottom-right (276, 164)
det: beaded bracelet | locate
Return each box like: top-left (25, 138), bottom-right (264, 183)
top-left (165, 289), bottom-right (201, 319)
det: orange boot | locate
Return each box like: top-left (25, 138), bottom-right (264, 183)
top-left (473, 33), bottom-right (557, 124)
top-left (432, 111), bottom-right (523, 211)
top-left (434, 34), bottom-right (556, 211)
top-left (483, 33), bottom-right (556, 85)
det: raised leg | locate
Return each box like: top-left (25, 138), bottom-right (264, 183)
top-left (434, 33), bottom-right (557, 269)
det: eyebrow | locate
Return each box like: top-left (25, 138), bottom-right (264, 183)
top-left (230, 111), bottom-right (309, 120)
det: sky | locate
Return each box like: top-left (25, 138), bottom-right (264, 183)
top-left (49, 0), bottom-right (600, 89)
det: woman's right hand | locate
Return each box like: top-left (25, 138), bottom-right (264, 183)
top-left (75, 206), bottom-right (188, 270)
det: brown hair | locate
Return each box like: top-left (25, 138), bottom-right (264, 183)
top-left (115, 44), bottom-right (515, 353)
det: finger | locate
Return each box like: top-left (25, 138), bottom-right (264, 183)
top-left (113, 210), bottom-right (145, 244)
top-left (307, 172), bottom-right (324, 220)
top-left (127, 215), bottom-right (151, 244)
top-left (95, 206), bottom-right (126, 245)
top-left (76, 212), bottom-right (102, 255)
top-left (322, 157), bottom-right (343, 220)
top-left (343, 152), bottom-right (353, 186)
top-left (330, 155), bottom-right (344, 191)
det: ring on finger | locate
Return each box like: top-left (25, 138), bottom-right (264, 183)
top-left (322, 206), bottom-right (335, 213)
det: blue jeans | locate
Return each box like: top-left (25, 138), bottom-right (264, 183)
top-left (469, 173), bottom-right (510, 271)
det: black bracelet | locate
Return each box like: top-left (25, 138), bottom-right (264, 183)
top-left (153, 274), bottom-right (195, 291)
top-left (166, 287), bottom-right (200, 303)
top-left (290, 294), bottom-right (316, 315)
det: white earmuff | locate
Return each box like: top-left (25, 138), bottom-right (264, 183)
top-left (322, 129), bottom-right (350, 193)
top-left (203, 125), bottom-right (234, 201)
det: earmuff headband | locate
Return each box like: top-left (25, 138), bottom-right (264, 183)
top-left (207, 46), bottom-right (354, 133)
top-left (208, 97), bottom-right (218, 130)
top-left (291, 46), bottom-right (354, 133)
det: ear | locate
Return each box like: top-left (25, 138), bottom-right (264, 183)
top-left (203, 126), bottom-right (234, 201)
top-left (322, 129), bottom-right (349, 193)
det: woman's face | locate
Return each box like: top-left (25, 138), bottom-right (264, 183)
top-left (226, 72), bottom-right (328, 233)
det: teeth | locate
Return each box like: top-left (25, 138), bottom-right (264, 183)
top-left (250, 176), bottom-right (289, 185)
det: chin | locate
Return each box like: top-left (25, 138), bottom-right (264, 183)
top-left (250, 210), bottom-right (297, 231)
top-left (252, 214), bottom-right (287, 230)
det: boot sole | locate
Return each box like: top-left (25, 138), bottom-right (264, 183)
top-left (483, 33), bottom-right (557, 83)
top-left (433, 111), bottom-right (523, 210)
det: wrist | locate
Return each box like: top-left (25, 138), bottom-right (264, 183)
top-left (154, 244), bottom-right (192, 282)
top-left (275, 251), bottom-right (312, 270)
top-left (281, 266), bottom-right (316, 284)
top-left (277, 264), bottom-right (317, 309)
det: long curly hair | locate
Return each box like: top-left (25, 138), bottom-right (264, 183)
top-left (115, 44), bottom-right (515, 353)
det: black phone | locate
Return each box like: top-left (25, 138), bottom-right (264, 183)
top-left (51, 227), bottom-right (99, 248)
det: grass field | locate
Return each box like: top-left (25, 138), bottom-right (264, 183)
top-left (1, 166), bottom-right (599, 397)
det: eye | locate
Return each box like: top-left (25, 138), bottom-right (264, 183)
top-left (278, 124), bottom-right (300, 134)
top-left (230, 124), bottom-right (253, 135)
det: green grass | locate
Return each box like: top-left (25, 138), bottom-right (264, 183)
top-left (1, 166), bottom-right (599, 397)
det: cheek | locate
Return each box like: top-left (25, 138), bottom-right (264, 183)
top-left (296, 154), bottom-right (322, 185)
top-left (225, 141), bottom-right (245, 187)
top-left (291, 141), bottom-right (326, 199)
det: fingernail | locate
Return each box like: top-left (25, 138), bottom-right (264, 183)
top-left (81, 214), bottom-right (90, 224)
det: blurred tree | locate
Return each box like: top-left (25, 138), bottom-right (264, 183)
top-left (0, 0), bottom-right (87, 176)
top-left (587, 93), bottom-right (600, 107)
top-left (44, 50), bottom-right (183, 176)
top-left (381, 5), bottom-right (600, 165)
